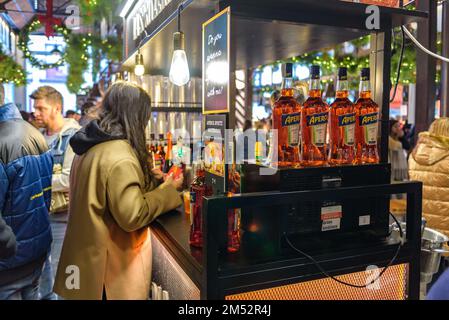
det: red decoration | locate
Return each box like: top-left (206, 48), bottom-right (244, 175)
top-left (37, 0), bottom-right (63, 38)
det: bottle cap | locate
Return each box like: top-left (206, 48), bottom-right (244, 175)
top-left (282, 63), bottom-right (293, 78)
top-left (361, 68), bottom-right (370, 81)
top-left (310, 65), bottom-right (320, 79)
top-left (338, 67), bottom-right (348, 80)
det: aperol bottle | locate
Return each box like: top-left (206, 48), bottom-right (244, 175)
top-left (301, 65), bottom-right (329, 167)
top-left (189, 167), bottom-right (212, 248)
top-left (355, 68), bottom-right (379, 164)
top-left (329, 67), bottom-right (356, 166)
top-left (272, 63), bottom-right (301, 168)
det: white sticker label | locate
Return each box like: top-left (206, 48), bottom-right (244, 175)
top-left (322, 218), bottom-right (341, 231)
top-left (359, 215), bottom-right (371, 226)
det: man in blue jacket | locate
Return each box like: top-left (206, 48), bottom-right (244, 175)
top-left (0, 84), bottom-right (53, 300)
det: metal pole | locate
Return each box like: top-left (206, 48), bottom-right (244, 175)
top-left (415, 0), bottom-right (438, 133)
top-left (441, 1), bottom-right (449, 117)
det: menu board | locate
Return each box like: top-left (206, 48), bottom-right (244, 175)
top-left (204, 114), bottom-right (228, 195)
top-left (202, 7), bottom-right (230, 114)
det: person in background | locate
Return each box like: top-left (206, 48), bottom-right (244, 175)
top-left (54, 81), bottom-right (183, 300)
top-left (19, 110), bottom-right (31, 122)
top-left (65, 110), bottom-right (81, 123)
top-left (243, 119), bottom-right (252, 132)
top-left (236, 120), bottom-right (254, 163)
top-left (409, 118), bottom-right (449, 237)
top-left (79, 100), bottom-right (101, 127)
top-left (0, 84), bottom-right (53, 300)
top-left (31, 86), bottom-right (81, 300)
top-left (401, 120), bottom-right (414, 154)
top-left (389, 119), bottom-right (409, 182)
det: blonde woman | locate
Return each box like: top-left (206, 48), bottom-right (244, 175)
top-left (409, 117), bottom-right (449, 237)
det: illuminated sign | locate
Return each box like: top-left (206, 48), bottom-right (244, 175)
top-left (132, 0), bottom-right (173, 41)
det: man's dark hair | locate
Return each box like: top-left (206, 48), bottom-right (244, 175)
top-left (20, 110), bottom-right (31, 122)
top-left (66, 110), bottom-right (76, 117)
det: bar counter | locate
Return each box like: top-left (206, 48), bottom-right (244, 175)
top-left (149, 181), bottom-right (422, 300)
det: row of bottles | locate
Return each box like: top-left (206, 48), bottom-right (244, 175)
top-left (187, 163), bottom-right (241, 253)
top-left (147, 133), bottom-right (166, 171)
top-left (273, 64), bottom-right (379, 168)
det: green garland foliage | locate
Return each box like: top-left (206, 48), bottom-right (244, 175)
top-left (256, 30), bottom-right (419, 88)
top-left (0, 45), bottom-right (27, 85)
top-left (75, 0), bottom-right (121, 25)
top-left (65, 34), bottom-right (90, 94)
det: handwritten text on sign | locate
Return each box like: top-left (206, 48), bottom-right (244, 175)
top-left (203, 8), bottom-right (230, 114)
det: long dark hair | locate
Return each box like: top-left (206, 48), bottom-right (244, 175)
top-left (98, 81), bottom-right (152, 188)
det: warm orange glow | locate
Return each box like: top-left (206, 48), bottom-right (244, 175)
top-left (226, 264), bottom-right (408, 300)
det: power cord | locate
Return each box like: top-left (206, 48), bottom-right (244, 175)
top-left (402, 26), bottom-right (449, 63)
top-left (390, 26), bottom-right (405, 103)
top-left (283, 212), bottom-right (404, 289)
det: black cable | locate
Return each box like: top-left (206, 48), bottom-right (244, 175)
top-left (177, 3), bottom-right (183, 33)
top-left (283, 212), bottom-right (404, 289)
top-left (390, 26), bottom-right (405, 103)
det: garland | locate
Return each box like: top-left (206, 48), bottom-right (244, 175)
top-left (255, 30), bottom-right (421, 89)
top-left (65, 34), bottom-right (91, 94)
top-left (0, 45), bottom-right (27, 86)
top-left (18, 19), bottom-right (71, 70)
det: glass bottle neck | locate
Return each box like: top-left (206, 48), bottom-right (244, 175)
top-left (309, 78), bottom-right (321, 98)
top-left (359, 80), bottom-right (371, 99)
top-left (281, 77), bottom-right (293, 97)
top-left (336, 79), bottom-right (349, 99)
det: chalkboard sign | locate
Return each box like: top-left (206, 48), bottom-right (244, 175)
top-left (202, 7), bottom-right (230, 114)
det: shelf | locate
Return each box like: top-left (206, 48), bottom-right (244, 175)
top-left (150, 106), bottom-right (203, 113)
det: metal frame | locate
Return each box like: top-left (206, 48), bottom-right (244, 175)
top-left (202, 181), bottom-right (422, 300)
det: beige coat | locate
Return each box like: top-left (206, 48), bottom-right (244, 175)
top-left (409, 132), bottom-right (449, 237)
top-left (53, 140), bottom-right (182, 300)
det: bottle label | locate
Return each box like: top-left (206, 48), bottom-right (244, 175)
top-left (359, 112), bottom-right (378, 145)
top-left (189, 192), bottom-right (196, 225)
top-left (306, 112), bottom-right (328, 147)
top-left (281, 112), bottom-right (300, 146)
top-left (338, 113), bottom-right (356, 146)
top-left (153, 154), bottom-right (162, 169)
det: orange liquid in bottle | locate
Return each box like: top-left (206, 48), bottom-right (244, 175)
top-left (301, 66), bottom-right (329, 167)
top-left (272, 63), bottom-right (301, 168)
top-left (355, 68), bottom-right (379, 164)
top-left (329, 68), bottom-right (356, 166)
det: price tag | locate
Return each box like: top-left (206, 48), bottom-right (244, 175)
top-left (321, 205), bottom-right (342, 232)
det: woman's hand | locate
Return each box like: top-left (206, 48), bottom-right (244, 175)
top-left (151, 168), bottom-right (164, 181)
top-left (165, 173), bottom-right (184, 191)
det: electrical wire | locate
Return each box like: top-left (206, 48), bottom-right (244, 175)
top-left (283, 212), bottom-right (404, 289)
top-left (390, 26), bottom-right (405, 103)
top-left (402, 26), bottom-right (449, 63)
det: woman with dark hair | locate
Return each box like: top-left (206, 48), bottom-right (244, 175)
top-left (53, 81), bottom-right (183, 300)
top-left (389, 119), bottom-right (409, 182)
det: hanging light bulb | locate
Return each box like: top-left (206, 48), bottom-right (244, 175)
top-left (134, 49), bottom-right (145, 76)
top-left (169, 31), bottom-right (190, 86)
top-left (169, 4), bottom-right (190, 86)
